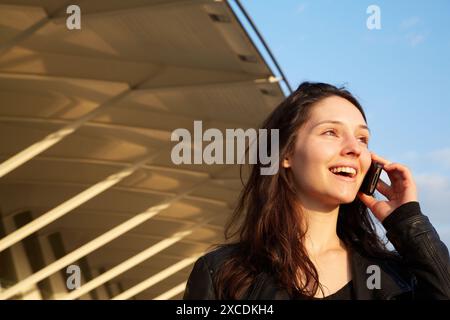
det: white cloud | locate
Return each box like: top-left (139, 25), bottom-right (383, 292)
top-left (402, 151), bottom-right (419, 162)
top-left (398, 17), bottom-right (426, 47)
top-left (400, 16), bottom-right (421, 29)
top-left (427, 147), bottom-right (450, 168)
top-left (398, 147), bottom-right (450, 171)
top-left (406, 33), bottom-right (426, 47)
top-left (416, 172), bottom-right (449, 191)
top-left (296, 3), bottom-right (308, 14)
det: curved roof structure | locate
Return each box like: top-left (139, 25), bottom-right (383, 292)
top-left (0, 0), bottom-right (286, 299)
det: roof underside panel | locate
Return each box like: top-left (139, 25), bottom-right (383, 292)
top-left (0, 0), bottom-right (285, 300)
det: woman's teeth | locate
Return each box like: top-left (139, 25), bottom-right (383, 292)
top-left (329, 167), bottom-right (357, 177)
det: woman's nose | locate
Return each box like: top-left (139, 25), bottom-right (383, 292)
top-left (341, 135), bottom-right (363, 156)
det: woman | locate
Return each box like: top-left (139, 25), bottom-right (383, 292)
top-left (183, 82), bottom-right (450, 300)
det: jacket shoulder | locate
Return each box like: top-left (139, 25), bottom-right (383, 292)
top-left (201, 244), bottom-right (239, 272)
top-left (183, 244), bottom-right (238, 300)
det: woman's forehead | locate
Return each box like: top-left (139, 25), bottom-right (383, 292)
top-left (307, 97), bottom-right (366, 125)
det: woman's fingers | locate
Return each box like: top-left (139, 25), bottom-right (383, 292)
top-left (375, 178), bottom-right (392, 198)
top-left (360, 152), bottom-right (419, 221)
top-left (370, 152), bottom-right (391, 168)
top-left (384, 162), bottom-right (411, 180)
top-left (369, 151), bottom-right (418, 203)
top-left (370, 152), bottom-right (408, 189)
top-left (383, 163), bottom-right (414, 193)
top-left (371, 152), bottom-right (410, 182)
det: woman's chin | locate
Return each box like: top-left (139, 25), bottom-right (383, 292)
top-left (340, 198), bottom-right (356, 204)
top-left (320, 196), bottom-right (355, 207)
top-left (333, 193), bottom-right (358, 204)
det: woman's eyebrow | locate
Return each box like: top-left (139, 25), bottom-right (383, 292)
top-left (313, 120), bottom-right (371, 133)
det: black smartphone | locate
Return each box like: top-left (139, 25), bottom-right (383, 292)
top-left (360, 161), bottom-right (383, 195)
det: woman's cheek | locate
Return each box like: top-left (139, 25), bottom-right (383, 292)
top-left (362, 150), bottom-right (372, 172)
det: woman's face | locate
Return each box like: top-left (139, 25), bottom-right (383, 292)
top-left (283, 95), bottom-right (372, 209)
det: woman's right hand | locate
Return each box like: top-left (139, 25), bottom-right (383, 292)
top-left (357, 152), bottom-right (418, 222)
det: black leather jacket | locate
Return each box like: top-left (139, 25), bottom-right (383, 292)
top-left (183, 202), bottom-right (450, 300)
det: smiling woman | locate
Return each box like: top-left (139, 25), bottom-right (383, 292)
top-left (183, 82), bottom-right (450, 300)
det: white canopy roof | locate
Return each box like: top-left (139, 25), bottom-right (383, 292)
top-left (0, 0), bottom-right (286, 299)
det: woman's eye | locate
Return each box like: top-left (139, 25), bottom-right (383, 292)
top-left (359, 137), bottom-right (369, 144)
top-left (323, 130), bottom-right (369, 145)
top-left (323, 130), bottom-right (337, 136)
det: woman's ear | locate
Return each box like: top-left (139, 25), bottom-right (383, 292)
top-left (282, 158), bottom-right (291, 168)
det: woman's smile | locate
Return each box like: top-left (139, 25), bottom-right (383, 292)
top-left (329, 169), bottom-right (358, 183)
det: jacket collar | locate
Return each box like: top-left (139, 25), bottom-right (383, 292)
top-left (248, 248), bottom-right (414, 300)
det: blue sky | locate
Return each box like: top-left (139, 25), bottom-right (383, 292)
top-left (232, 0), bottom-right (450, 245)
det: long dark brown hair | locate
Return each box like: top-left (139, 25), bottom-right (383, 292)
top-left (213, 82), bottom-right (393, 299)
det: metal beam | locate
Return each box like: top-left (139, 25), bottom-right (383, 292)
top-left (0, 68), bottom-right (277, 99)
top-left (0, 155), bottom-right (156, 252)
top-left (0, 1), bottom-right (71, 56)
top-left (0, 87), bottom-right (266, 131)
top-left (11, 206), bottom-right (225, 232)
top-left (153, 281), bottom-right (188, 300)
top-left (0, 71), bottom-right (127, 86)
top-left (44, 225), bottom-right (221, 248)
top-left (0, 173), bottom-right (218, 299)
top-left (0, 57), bottom-right (260, 86)
top-left (1, 48), bottom-right (258, 177)
top-left (1, 179), bottom-right (174, 199)
top-left (232, 0), bottom-right (293, 93)
top-left (0, 155), bottom-right (209, 179)
top-left (111, 255), bottom-right (201, 300)
top-left (0, 88), bottom-right (131, 178)
top-left (60, 219), bottom-right (212, 300)
top-left (0, 202), bottom-right (170, 299)
top-left (0, 179), bottom-right (229, 208)
top-left (132, 76), bottom-right (280, 93)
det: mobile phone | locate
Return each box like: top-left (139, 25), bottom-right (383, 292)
top-left (360, 161), bottom-right (383, 195)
